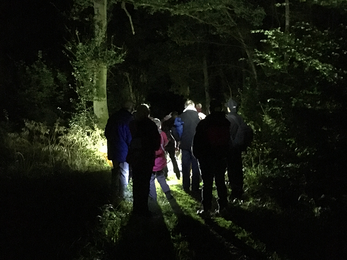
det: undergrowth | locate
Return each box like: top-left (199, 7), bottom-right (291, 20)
top-left (0, 119), bottom-right (110, 177)
top-left (1, 119), bottom-right (347, 260)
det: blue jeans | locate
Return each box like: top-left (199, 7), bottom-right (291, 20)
top-left (149, 170), bottom-right (170, 200)
top-left (119, 162), bottom-right (130, 187)
top-left (181, 149), bottom-right (201, 192)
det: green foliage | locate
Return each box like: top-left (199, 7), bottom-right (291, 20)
top-left (16, 52), bottom-right (69, 123)
top-left (66, 0), bottom-right (126, 117)
top-left (300, 0), bottom-right (347, 9)
top-left (65, 35), bottom-right (125, 109)
top-left (243, 19), bottom-right (347, 207)
top-left (1, 119), bottom-right (110, 177)
top-left (253, 23), bottom-right (347, 83)
top-left (130, 0), bottom-right (265, 26)
top-left (75, 203), bottom-right (131, 260)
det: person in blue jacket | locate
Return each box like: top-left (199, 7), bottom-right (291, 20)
top-left (105, 100), bottom-right (134, 201)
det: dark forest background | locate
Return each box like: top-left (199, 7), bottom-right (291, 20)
top-left (1, 1), bottom-right (347, 259)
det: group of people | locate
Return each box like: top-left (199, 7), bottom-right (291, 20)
top-left (105, 97), bottom-right (248, 218)
top-left (105, 102), bottom-right (173, 217)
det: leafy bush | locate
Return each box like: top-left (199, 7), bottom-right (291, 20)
top-left (241, 21), bottom-right (347, 211)
top-left (1, 118), bottom-right (110, 177)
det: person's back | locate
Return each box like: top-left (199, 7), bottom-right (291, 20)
top-left (127, 104), bottom-right (160, 217)
top-left (178, 108), bottom-right (200, 150)
top-left (128, 116), bottom-right (160, 167)
top-left (193, 99), bottom-right (229, 217)
top-left (104, 101), bottom-right (134, 202)
top-left (225, 98), bottom-right (245, 201)
top-left (161, 112), bottom-right (181, 179)
top-left (149, 118), bottom-right (173, 201)
top-left (173, 100), bottom-right (201, 195)
top-left (193, 110), bottom-right (230, 160)
top-left (161, 112), bottom-right (177, 153)
top-left (153, 128), bottom-right (168, 172)
top-left (105, 107), bottom-right (133, 162)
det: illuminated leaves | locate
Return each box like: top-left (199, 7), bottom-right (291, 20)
top-left (253, 22), bottom-right (347, 83)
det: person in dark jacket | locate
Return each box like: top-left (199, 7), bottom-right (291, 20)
top-left (172, 100), bottom-right (201, 196)
top-left (225, 98), bottom-right (245, 201)
top-left (161, 111), bottom-right (180, 179)
top-left (126, 104), bottom-right (161, 217)
top-left (193, 99), bottom-right (230, 217)
top-left (104, 100), bottom-right (134, 201)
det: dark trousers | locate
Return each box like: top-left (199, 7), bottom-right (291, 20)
top-left (227, 148), bottom-right (243, 198)
top-left (181, 149), bottom-right (201, 192)
top-left (166, 146), bottom-right (180, 176)
top-left (132, 163), bottom-right (153, 214)
top-left (111, 165), bottom-right (120, 204)
top-left (199, 157), bottom-right (228, 211)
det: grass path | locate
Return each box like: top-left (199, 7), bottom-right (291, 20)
top-left (1, 169), bottom-right (346, 259)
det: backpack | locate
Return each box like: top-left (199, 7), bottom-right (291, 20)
top-left (229, 115), bottom-right (253, 151)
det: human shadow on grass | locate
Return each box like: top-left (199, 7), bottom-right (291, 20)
top-left (221, 204), bottom-right (347, 260)
top-left (0, 173), bottom-right (111, 260)
top-left (110, 198), bottom-right (176, 260)
top-left (167, 194), bottom-right (260, 260)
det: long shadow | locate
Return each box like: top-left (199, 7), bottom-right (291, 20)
top-left (167, 195), bottom-right (259, 260)
top-left (110, 199), bottom-right (176, 260)
top-left (220, 204), bottom-right (347, 260)
top-left (0, 173), bottom-right (110, 260)
top-left (204, 217), bottom-right (268, 260)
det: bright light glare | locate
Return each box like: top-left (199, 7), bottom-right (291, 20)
top-left (99, 142), bottom-right (108, 154)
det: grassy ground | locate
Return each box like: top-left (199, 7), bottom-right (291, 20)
top-left (1, 167), bottom-right (347, 260)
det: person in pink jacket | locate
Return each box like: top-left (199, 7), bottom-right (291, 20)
top-left (149, 118), bottom-right (173, 200)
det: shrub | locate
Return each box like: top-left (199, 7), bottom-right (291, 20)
top-left (2, 118), bottom-right (110, 177)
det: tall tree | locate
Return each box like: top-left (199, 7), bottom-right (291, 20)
top-left (67, 0), bottom-right (125, 128)
top-left (125, 0), bottom-right (265, 87)
top-left (93, 0), bottom-right (109, 128)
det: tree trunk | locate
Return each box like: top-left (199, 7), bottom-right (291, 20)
top-left (236, 28), bottom-right (258, 85)
top-left (202, 54), bottom-right (210, 113)
top-left (285, 0), bottom-right (290, 33)
top-left (93, 0), bottom-right (109, 129)
top-left (125, 72), bottom-right (135, 104)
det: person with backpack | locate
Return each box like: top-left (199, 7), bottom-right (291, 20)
top-left (225, 98), bottom-right (253, 202)
top-left (193, 99), bottom-right (230, 217)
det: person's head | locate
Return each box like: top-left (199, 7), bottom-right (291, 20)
top-left (171, 111), bottom-right (178, 118)
top-left (184, 99), bottom-right (195, 109)
top-left (195, 103), bottom-right (203, 112)
top-left (135, 103), bottom-right (150, 119)
top-left (209, 99), bottom-right (224, 113)
top-left (123, 100), bottom-right (134, 112)
top-left (225, 98), bottom-right (238, 113)
top-left (152, 118), bottom-right (161, 129)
